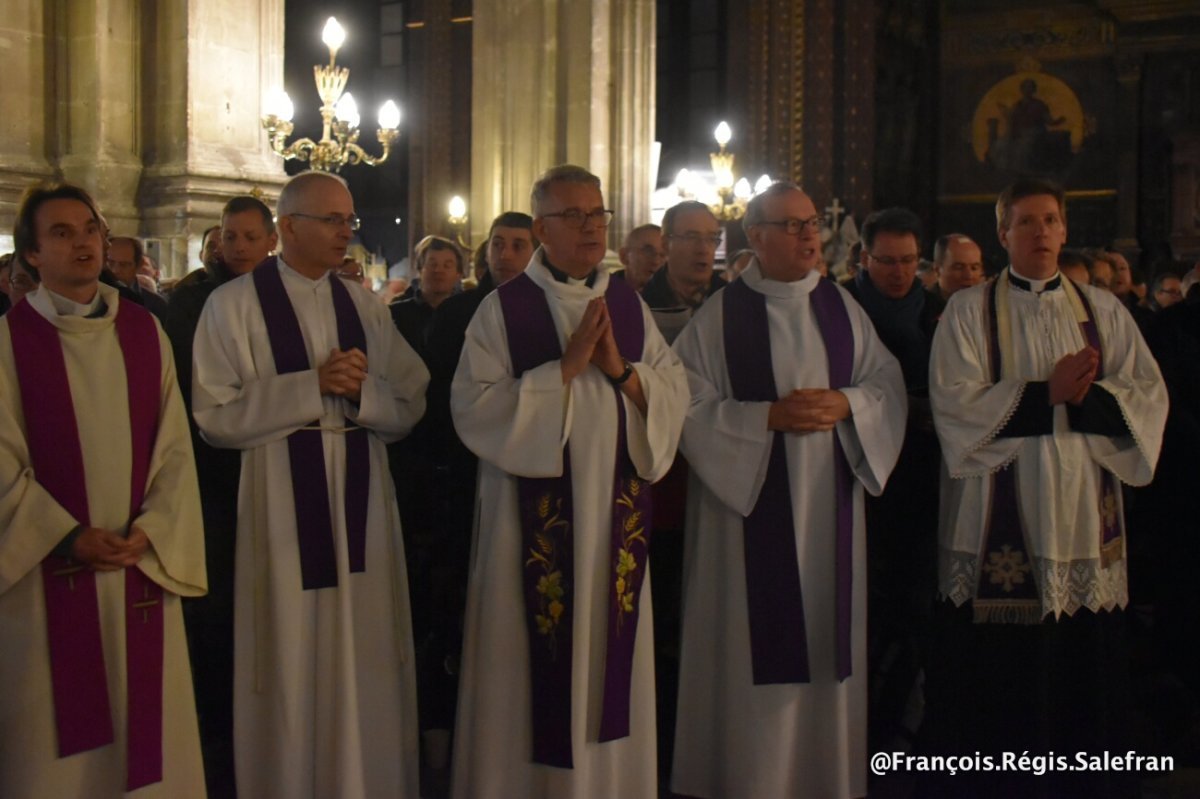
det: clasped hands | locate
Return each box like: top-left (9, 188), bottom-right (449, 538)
top-left (1048, 346), bottom-right (1098, 406)
top-left (768, 388), bottom-right (851, 433)
top-left (561, 297), bottom-right (624, 383)
top-left (318, 347), bottom-right (368, 402)
top-left (72, 525), bottom-right (150, 571)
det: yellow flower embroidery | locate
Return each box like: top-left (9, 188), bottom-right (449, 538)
top-left (526, 492), bottom-right (571, 655)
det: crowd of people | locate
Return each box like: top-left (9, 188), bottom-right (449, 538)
top-left (0, 168), bottom-right (1192, 799)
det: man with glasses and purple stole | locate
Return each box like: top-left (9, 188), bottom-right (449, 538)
top-left (670, 181), bottom-right (905, 799)
top-left (0, 184), bottom-right (207, 797)
top-left (923, 178), bottom-right (1167, 798)
top-left (192, 171), bottom-right (429, 799)
top-left (449, 164), bottom-right (689, 798)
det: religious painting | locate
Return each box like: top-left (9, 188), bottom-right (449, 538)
top-left (972, 64), bottom-right (1091, 177)
top-left (939, 56), bottom-right (1115, 195)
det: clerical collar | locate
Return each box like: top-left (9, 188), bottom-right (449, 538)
top-left (1008, 267), bottom-right (1061, 294)
top-left (47, 286), bottom-right (105, 317)
top-left (543, 257), bottom-right (598, 288)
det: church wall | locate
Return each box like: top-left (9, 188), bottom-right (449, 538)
top-left (937, 1), bottom-right (1200, 274)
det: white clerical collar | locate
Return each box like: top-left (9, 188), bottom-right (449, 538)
top-left (1008, 266), bottom-right (1062, 294)
top-left (277, 255), bottom-right (330, 286)
top-left (46, 286), bottom-right (103, 317)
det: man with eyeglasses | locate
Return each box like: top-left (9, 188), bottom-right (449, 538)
top-left (671, 181), bottom-right (905, 799)
top-left (450, 164), bottom-right (688, 798)
top-left (843, 207), bottom-right (946, 756)
top-left (192, 170), bottom-right (429, 799)
top-left (615, 223), bottom-right (665, 293)
top-left (924, 178), bottom-right (1166, 797)
top-left (642, 200), bottom-right (727, 345)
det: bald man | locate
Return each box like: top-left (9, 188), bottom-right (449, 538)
top-left (192, 171), bottom-right (429, 799)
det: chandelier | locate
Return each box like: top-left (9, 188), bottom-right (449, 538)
top-left (673, 122), bottom-right (771, 221)
top-left (261, 17), bottom-right (401, 173)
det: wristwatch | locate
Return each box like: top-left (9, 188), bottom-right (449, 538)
top-left (608, 358), bottom-right (635, 386)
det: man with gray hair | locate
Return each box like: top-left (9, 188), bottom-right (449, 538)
top-left (671, 181), bottom-right (905, 799)
top-left (616, 222), bottom-right (664, 293)
top-left (450, 164), bottom-right (688, 797)
top-left (192, 170), bottom-right (429, 798)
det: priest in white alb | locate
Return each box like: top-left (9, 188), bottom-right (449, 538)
top-left (192, 171), bottom-right (429, 799)
top-left (923, 179), bottom-right (1167, 798)
top-left (449, 165), bottom-right (689, 798)
top-left (671, 181), bottom-right (906, 799)
top-left (0, 184), bottom-right (207, 797)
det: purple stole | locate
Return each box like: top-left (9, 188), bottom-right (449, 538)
top-left (497, 271), bottom-right (650, 768)
top-left (8, 297), bottom-right (166, 790)
top-left (252, 258), bottom-right (371, 589)
top-left (977, 273), bottom-right (1121, 622)
top-left (722, 277), bottom-right (855, 683)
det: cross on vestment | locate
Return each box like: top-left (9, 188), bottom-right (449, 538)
top-left (53, 562), bottom-right (85, 591)
top-left (134, 584), bottom-right (159, 622)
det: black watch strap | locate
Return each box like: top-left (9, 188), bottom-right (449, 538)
top-left (608, 358), bottom-right (635, 386)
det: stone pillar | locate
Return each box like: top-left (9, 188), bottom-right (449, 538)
top-left (53, 0), bottom-right (144, 236)
top-left (470, 0), bottom-right (656, 247)
top-left (139, 0), bottom-right (287, 276)
top-left (0, 1), bottom-right (57, 245)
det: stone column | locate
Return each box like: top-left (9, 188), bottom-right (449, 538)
top-left (139, 0), bottom-right (287, 276)
top-left (0, 1), bottom-right (57, 245)
top-left (53, 0), bottom-right (144, 236)
top-left (470, 0), bottom-right (656, 247)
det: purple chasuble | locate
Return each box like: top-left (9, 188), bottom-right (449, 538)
top-left (252, 259), bottom-right (371, 590)
top-left (8, 297), bottom-right (167, 790)
top-left (722, 276), bottom-right (855, 683)
top-left (496, 271), bottom-right (651, 768)
top-left (978, 274), bottom-right (1120, 619)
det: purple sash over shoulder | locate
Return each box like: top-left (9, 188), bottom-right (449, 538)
top-left (722, 277), bottom-right (855, 683)
top-left (497, 271), bottom-right (650, 768)
top-left (9, 297), bottom-right (166, 790)
top-left (252, 258), bottom-right (370, 590)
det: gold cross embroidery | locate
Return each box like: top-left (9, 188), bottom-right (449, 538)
top-left (52, 563), bottom-right (85, 591)
top-left (132, 584), bottom-right (159, 623)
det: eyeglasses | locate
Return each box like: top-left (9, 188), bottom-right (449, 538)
top-left (8, 274), bottom-right (35, 290)
top-left (757, 216), bottom-right (825, 235)
top-left (290, 212), bottom-right (362, 231)
top-left (668, 232), bottom-right (723, 248)
top-left (868, 253), bottom-right (920, 268)
top-left (542, 209), bottom-right (615, 229)
top-left (1156, 287), bottom-right (1182, 297)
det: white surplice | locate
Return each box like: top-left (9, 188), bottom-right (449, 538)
top-left (449, 252), bottom-right (689, 799)
top-left (0, 284), bottom-right (207, 798)
top-left (670, 263), bottom-right (905, 799)
top-left (930, 273), bottom-right (1167, 618)
top-left (192, 259), bottom-right (429, 799)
